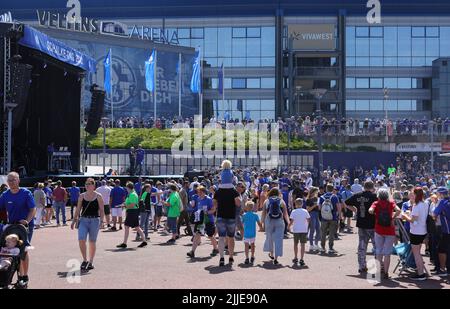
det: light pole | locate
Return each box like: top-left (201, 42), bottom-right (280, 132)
top-left (4, 103), bottom-right (18, 173)
top-left (101, 117), bottom-right (109, 176)
top-left (383, 88), bottom-right (389, 143)
top-left (430, 119), bottom-right (435, 175)
top-left (310, 89), bottom-right (327, 186)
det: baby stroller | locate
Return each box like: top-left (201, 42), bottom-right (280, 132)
top-left (0, 224), bottom-right (29, 289)
top-left (392, 219), bottom-right (416, 275)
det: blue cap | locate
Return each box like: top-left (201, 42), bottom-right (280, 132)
top-left (437, 187), bottom-right (448, 195)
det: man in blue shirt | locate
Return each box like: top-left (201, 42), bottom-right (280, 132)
top-left (318, 184), bottom-right (341, 254)
top-left (135, 144), bottom-right (145, 176)
top-left (187, 186), bottom-right (218, 258)
top-left (134, 177), bottom-right (143, 196)
top-left (0, 172), bottom-right (36, 288)
top-left (433, 187), bottom-right (450, 276)
top-left (68, 181), bottom-right (80, 221)
top-left (109, 179), bottom-right (126, 231)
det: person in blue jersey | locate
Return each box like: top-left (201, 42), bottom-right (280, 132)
top-left (68, 181), bottom-right (80, 221)
top-left (109, 179), bottom-right (126, 231)
top-left (432, 187), bottom-right (450, 277)
top-left (0, 172), bottom-right (36, 288)
top-left (135, 144), bottom-right (145, 176)
top-left (318, 184), bottom-right (341, 255)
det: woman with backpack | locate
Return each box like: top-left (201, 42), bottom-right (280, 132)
top-left (401, 187), bottom-right (429, 281)
top-left (261, 188), bottom-right (290, 265)
top-left (369, 189), bottom-right (401, 279)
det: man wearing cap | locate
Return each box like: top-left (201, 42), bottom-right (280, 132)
top-left (432, 187), bottom-right (450, 276)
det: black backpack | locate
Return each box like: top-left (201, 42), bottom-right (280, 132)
top-left (267, 197), bottom-right (282, 219)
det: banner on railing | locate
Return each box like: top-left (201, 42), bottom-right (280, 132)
top-left (396, 143), bottom-right (442, 153)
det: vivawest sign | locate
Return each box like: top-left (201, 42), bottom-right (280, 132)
top-left (288, 24), bottom-right (336, 50)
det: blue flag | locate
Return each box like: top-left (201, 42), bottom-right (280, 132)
top-left (190, 50), bottom-right (201, 94)
top-left (145, 49), bottom-right (156, 92)
top-left (218, 63), bottom-right (224, 95)
top-left (103, 49), bottom-right (112, 94)
top-left (245, 110), bottom-right (251, 121)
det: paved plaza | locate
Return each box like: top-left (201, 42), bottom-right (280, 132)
top-left (28, 216), bottom-right (449, 289)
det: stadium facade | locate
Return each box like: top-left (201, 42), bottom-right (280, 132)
top-left (3, 0), bottom-right (450, 121)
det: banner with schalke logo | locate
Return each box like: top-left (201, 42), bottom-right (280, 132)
top-left (58, 37), bottom-right (199, 120)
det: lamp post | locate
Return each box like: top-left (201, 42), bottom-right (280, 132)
top-left (383, 88), bottom-right (389, 143)
top-left (5, 102), bottom-right (18, 173)
top-left (310, 89), bottom-right (327, 186)
top-left (430, 119), bottom-right (435, 175)
top-left (101, 117), bottom-right (109, 176)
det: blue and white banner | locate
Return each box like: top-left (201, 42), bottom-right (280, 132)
top-left (190, 50), bottom-right (201, 94)
top-left (103, 49), bottom-right (112, 94)
top-left (145, 49), bottom-right (156, 92)
top-left (19, 26), bottom-right (96, 72)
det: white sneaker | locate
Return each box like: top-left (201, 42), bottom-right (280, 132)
top-left (318, 247), bottom-right (326, 253)
top-left (309, 245), bottom-right (316, 252)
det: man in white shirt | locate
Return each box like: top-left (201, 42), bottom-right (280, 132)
top-left (375, 171), bottom-right (385, 182)
top-left (305, 172), bottom-right (313, 190)
top-left (96, 180), bottom-right (112, 228)
top-left (351, 179), bottom-right (363, 194)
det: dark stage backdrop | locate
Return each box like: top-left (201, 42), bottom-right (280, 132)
top-left (13, 46), bottom-right (82, 174)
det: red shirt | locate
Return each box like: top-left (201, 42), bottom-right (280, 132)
top-left (53, 187), bottom-right (66, 202)
top-left (371, 200), bottom-right (396, 236)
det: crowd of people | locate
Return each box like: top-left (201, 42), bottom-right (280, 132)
top-left (99, 115), bottom-right (450, 137)
top-left (0, 159), bottom-right (449, 287)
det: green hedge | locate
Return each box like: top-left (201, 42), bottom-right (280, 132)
top-left (86, 128), bottom-right (345, 151)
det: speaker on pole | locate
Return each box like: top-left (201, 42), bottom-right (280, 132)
top-left (85, 85), bottom-right (105, 135)
top-left (10, 61), bottom-right (33, 128)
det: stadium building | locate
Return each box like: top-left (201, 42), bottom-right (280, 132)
top-left (3, 0), bottom-right (450, 121)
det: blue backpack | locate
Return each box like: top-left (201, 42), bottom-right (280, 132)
top-left (267, 197), bottom-right (282, 219)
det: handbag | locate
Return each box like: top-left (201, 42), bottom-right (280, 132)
top-left (75, 198), bottom-right (94, 229)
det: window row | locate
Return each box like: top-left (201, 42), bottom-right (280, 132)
top-left (204, 57), bottom-right (275, 67)
top-left (346, 57), bottom-right (439, 67)
top-left (210, 77), bottom-right (275, 89)
top-left (213, 99), bottom-right (276, 111)
top-left (345, 99), bottom-right (417, 111)
top-left (346, 77), bottom-right (430, 89)
top-left (352, 26), bottom-right (439, 38)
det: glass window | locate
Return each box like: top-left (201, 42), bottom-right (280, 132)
top-left (440, 27), bottom-right (450, 57)
top-left (260, 110), bottom-right (275, 121)
top-left (355, 100), bottom-right (369, 110)
top-left (346, 77), bottom-right (355, 88)
top-left (426, 27), bottom-right (439, 37)
top-left (398, 100), bottom-right (412, 111)
top-left (232, 58), bottom-right (246, 67)
top-left (370, 100), bottom-right (383, 111)
top-left (246, 58), bottom-right (261, 67)
top-left (398, 57), bottom-right (411, 66)
top-left (384, 27), bottom-right (397, 57)
top-left (246, 100), bottom-right (260, 109)
top-left (330, 80), bottom-right (337, 89)
top-left (398, 27), bottom-right (411, 56)
top-left (356, 38), bottom-right (370, 56)
top-left (370, 57), bottom-right (383, 67)
top-left (204, 28), bottom-right (218, 58)
top-left (411, 100), bottom-right (417, 111)
top-left (261, 100), bottom-right (275, 109)
top-left (370, 78), bottom-right (383, 88)
top-left (261, 78), bottom-right (275, 88)
top-left (386, 100), bottom-right (398, 111)
top-left (346, 100), bottom-right (356, 111)
top-left (370, 27), bottom-right (383, 37)
top-left (346, 57), bottom-right (355, 66)
top-left (384, 78), bottom-right (397, 88)
top-left (356, 78), bottom-right (369, 88)
top-left (346, 27), bottom-right (355, 57)
top-left (384, 57), bottom-right (397, 66)
top-left (247, 38), bottom-right (261, 57)
top-left (412, 38), bottom-right (425, 56)
top-left (247, 78), bottom-right (260, 88)
top-left (355, 57), bottom-right (369, 66)
top-left (261, 27), bottom-right (275, 57)
top-left (218, 28), bottom-right (232, 57)
top-left (412, 26), bottom-right (425, 37)
top-left (191, 28), bottom-right (204, 39)
top-left (224, 78), bottom-right (232, 89)
top-left (247, 27), bottom-right (261, 38)
top-left (412, 78), bottom-right (418, 89)
top-left (232, 38), bottom-right (246, 58)
top-left (398, 78), bottom-right (412, 89)
top-left (178, 28), bottom-right (190, 38)
top-left (370, 38), bottom-right (383, 56)
top-left (232, 78), bottom-right (246, 89)
top-left (412, 57), bottom-right (426, 66)
top-left (190, 39), bottom-right (204, 51)
top-left (232, 27), bottom-right (246, 38)
top-left (356, 27), bottom-right (369, 37)
top-left (261, 57), bottom-right (275, 66)
top-left (426, 38), bottom-right (439, 57)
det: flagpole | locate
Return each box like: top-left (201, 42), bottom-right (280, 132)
top-left (222, 63), bottom-right (225, 118)
top-left (110, 48), bottom-right (114, 128)
top-left (199, 48), bottom-right (203, 122)
top-left (178, 52), bottom-right (182, 118)
top-left (154, 49), bottom-right (157, 121)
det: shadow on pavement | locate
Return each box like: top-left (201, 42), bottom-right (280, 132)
top-left (204, 265), bottom-right (235, 274)
top-left (186, 256), bottom-right (213, 263)
top-left (256, 261), bottom-right (289, 270)
top-left (288, 264), bottom-right (310, 270)
top-left (393, 275), bottom-right (447, 289)
top-left (104, 248), bottom-right (137, 252)
top-left (57, 271), bottom-right (90, 279)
